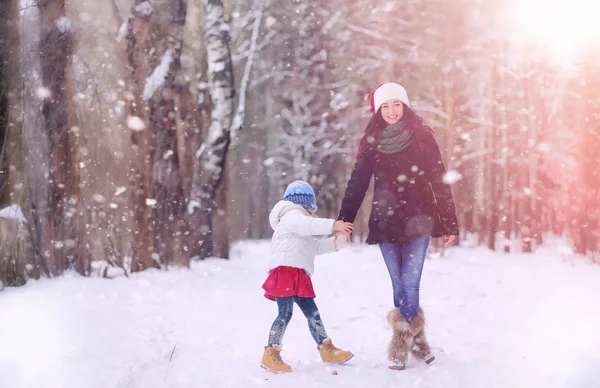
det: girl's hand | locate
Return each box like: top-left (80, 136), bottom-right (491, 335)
top-left (333, 221), bottom-right (354, 236)
top-left (334, 232), bottom-right (350, 250)
top-left (444, 235), bottom-right (456, 245)
top-left (334, 231), bottom-right (350, 243)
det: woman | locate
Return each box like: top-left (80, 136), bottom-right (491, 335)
top-left (338, 82), bottom-right (459, 370)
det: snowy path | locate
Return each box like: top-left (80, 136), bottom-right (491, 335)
top-left (1, 241), bottom-right (600, 388)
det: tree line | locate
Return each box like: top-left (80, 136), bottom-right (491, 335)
top-left (1, 0), bottom-right (598, 287)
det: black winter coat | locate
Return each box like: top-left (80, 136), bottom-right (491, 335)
top-left (338, 129), bottom-right (459, 244)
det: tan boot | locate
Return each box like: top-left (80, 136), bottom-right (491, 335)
top-left (261, 345), bottom-right (292, 373)
top-left (318, 338), bottom-right (354, 364)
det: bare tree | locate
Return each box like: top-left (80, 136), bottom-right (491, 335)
top-left (573, 58), bottom-right (600, 255)
top-left (37, 0), bottom-right (89, 275)
top-left (188, 0), bottom-right (235, 260)
top-left (0, 0), bottom-right (29, 287)
top-left (126, 0), bottom-right (190, 270)
top-left (0, 0), bottom-right (23, 207)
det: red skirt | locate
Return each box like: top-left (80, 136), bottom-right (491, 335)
top-left (262, 266), bottom-right (316, 301)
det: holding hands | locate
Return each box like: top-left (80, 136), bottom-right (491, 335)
top-left (333, 221), bottom-right (354, 242)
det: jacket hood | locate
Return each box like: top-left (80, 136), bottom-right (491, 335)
top-left (269, 200), bottom-right (308, 230)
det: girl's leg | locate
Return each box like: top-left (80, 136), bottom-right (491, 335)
top-left (379, 243), bottom-right (403, 308)
top-left (399, 236), bottom-right (430, 318)
top-left (295, 296), bottom-right (354, 364)
top-left (267, 297), bottom-right (294, 346)
top-left (294, 296), bottom-right (328, 345)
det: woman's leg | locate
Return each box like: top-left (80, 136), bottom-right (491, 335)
top-left (267, 297), bottom-right (294, 346)
top-left (384, 237), bottom-right (432, 369)
top-left (399, 236), bottom-right (430, 318)
top-left (294, 296), bottom-right (328, 345)
top-left (379, 243), bottom-right (403, 308)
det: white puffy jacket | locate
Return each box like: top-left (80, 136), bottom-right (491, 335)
top-left (267, 200), bottom-right (348, 275)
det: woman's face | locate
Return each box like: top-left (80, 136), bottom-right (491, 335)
top-left (380, 99), bottom-right (404, 124)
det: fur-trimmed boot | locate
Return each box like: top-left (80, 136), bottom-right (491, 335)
top-left (387, 307), bottom-right (432, 370)
top-left (318, 338), bottom-right (354, 364)
top-left (410, 308), bottom-right (435, 365)
top-left (386, 308), bottom-right (413, 370)
top-left (261, 345), bottom-right (292, 373)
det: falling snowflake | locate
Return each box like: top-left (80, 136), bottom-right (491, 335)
top-left (187, 200), bottom-right (200, 214)
top-left (36, 87), bottom-right (52, 100)
top-left (127, 116), bottom-right (146, 131)
top-left (265, 16), bottom-right (277, 29)
top-left (146, 198), bottom-right (157, 207)
top-left (443, 170), bottom-right (463, 184)
top-left (92, 193), bottom-right (106, 203)
top-left (537, 142), bottom-right (551, 153)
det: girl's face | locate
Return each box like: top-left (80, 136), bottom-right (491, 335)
top-left (380, 99), bottom-right (404, 124)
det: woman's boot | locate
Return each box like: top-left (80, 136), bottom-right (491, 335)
top-left (386, 308), bottom-right (413, 370)
top-left (410, 307), bottom-right (435, 364)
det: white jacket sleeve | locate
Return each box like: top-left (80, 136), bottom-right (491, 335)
top-left (281, 210), bottom-right (335, 236)
top-left (316, 237), bottom-right (337, 256)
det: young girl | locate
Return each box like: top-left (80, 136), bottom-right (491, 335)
top-left (260, 180), bottom-right (355, 374)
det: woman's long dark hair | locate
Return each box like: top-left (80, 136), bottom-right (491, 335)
top-left (356, 103), bottom-right (434, 159)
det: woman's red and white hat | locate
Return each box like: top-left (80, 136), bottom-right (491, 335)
top-left (370, 82), bottom-right (410, 114)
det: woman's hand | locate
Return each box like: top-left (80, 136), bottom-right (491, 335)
top-left (444, 235), bottom-right (457, 245)
top-left (333, 221), bottom-right (354, 240)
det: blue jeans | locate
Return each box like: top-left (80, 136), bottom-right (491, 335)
top-left (267, 296), bottom-right (328, 346)
top-left (380, 237), bottom-right (430, 319)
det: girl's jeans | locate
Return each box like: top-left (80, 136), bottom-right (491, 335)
top-left (267, 296), bottom-right (328, 346)
top-left (379, 236), bottom-right (430, 319)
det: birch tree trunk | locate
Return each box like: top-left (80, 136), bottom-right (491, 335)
top-left (213, 2), bottom-right (263, 258)
top-left (188, 0), bottom-right (234, 260)
top-left (38, 0), bottom-right (89, 276)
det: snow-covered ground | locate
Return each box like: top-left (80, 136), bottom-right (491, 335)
top-left (1, 241), bottom-right (600, 388)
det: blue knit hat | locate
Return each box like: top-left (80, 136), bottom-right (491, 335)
top-left (283, 180), bottom-right (317, 212)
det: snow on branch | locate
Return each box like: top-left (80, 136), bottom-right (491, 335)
top-left (231, 4), bottom-right (264, 140)
top-left (143, 49), bottom-right (173, 101)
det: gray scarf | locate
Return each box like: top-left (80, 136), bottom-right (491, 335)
top-left (377, 121), bottom-right (413, 154)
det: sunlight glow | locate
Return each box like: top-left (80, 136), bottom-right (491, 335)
top-left (508, 0), bottom-right (600, 61)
